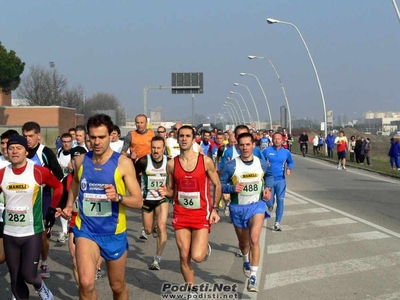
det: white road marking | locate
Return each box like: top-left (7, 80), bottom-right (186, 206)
top-left (264, 251), bottom-right (400, 290)
top-left (267, 231), bottom-right (390, 254)
top-left (287, 190), bottom-right (400, 239)
top-left (284, 197), bottom-right (308, 205)
top-left (282, 217), bottom-right (357, 231)
top-left (284, 208), bottom-right (330, 216)
top-left (364, 291), bottom-right (400, 300)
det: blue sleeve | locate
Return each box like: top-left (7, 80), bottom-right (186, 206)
top-left (253, 147), bottom-right (265, 160)
top-left (220, 160), bottom-right (236, 194)
top-left (261, 160), bottom-right (274, 188)
top-left (219, 147), bottom-right (232, 170)
top-left (287, 151), bottom-right (294, 170)
top-left (261, 148), bottom-right (268, 161)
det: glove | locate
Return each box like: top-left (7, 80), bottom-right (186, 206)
top-left (45, 207), bottom-right (57, 228)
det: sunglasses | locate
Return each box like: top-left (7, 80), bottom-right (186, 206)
top-left (157, 131), bottom-right (165, 133)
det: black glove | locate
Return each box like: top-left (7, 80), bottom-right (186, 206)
top-left (45, 207), bottom-right (57, 228)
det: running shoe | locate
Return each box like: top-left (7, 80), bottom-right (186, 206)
top-left (274, 223), bottom-right (282, 231)
top-left (57, 232), bottom-right (67, 243)
top-left (247, 275), bottom-right (258, 292)
top-left (10, 294), bottom-right (16, 300)
top-left (224, 205), bottom-right (230, 217)
top-left (139, 227), bottom-right (148, 240)
top-left (95, 268), bottom-right (102, 280)
top-left (343, 166), bottom-right (347, 170)
top-left (203, 243), bottom-right (211, 261)
top-left (235, 249), bottom-right (243, 257)
top-left (149, 257), bottom-right (161, 270)
top-left (152, 225), bottom-right (158, 238)
top-left (243, 261), bottom-right (251, 278)
top-left (268, 204), bottom-right (274, 213)
top-left (40, 264), bottom-right (50, 279)
top-left (36, 281), bottom-right (53, 300)
top-left (337, 164), bottom-right (341, 170)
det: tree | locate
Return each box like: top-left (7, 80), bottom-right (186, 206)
top-left (62, 85), bottom-right (85, 114)
top-left (0, 41), bottom-right (25, 94)
top-left (17, 65), bottom-right (68, 106)
top-left (84, 92), bottom-right (126, 125)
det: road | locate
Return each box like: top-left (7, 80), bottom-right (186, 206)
top-left (1, 154), bottom-right (399, 299)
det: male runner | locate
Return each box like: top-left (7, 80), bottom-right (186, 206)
top-left (135, 136), bottom-right (169, 270)
top-left (22, 121), bottom-right (64, 278)
top-left (75, 125), bottom-right (89, 151)
top-left (159, 125), bottom-right (221, 292)
top-left (0, 135), bottom-right (63, 300)
top-left (262, 132), bottom-right (294, 231)
top-left (220, 132), bottom-right (273, 292)
top-left (60, 114), bottom-right (143, 299)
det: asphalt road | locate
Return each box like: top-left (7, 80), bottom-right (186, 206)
top-left (1, 154), bottom-right (399, 299)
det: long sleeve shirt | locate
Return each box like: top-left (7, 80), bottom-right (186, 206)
top-left (262, 146), bottom-right (294, 181)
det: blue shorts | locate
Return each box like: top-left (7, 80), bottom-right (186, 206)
top-left (73, 229), bottom-right (128, 261)
top-left (338, 150), bottom-right (346, 159)
top-left (229, 201), bottom-right (270, 229)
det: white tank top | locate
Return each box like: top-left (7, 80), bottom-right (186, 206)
top-left (141, 155), bottom-right (167, 201)
top-left (1, 161), bottom-right (44, 237)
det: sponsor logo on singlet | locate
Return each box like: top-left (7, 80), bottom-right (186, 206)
top-left (81, 178), bottom-right (87, 191)
top-left (6, 183), bottom-right (30, 190)
top-left (240, 173), bottom-right (258, 179)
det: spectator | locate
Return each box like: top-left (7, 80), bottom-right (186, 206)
top-left (298, 131), bottom-right (309, 154)
top-left (312, 135), bottom-right (320, 155)
top-left (354, 136), bottom-right (362, 164)
top-left (348, 136), bottom-right (356, 162)
top-left (318, 133), bottom-right (324, 154)
top-left (325, 132), bottom-right (336, 158)
top-left (359, 137), bottom-right (366, 165)
top-left (388, 137), bottom-right (397, 170)
top-left (365, 138), bottom-right (372, 166)
top-left (55, 136), bottom-right (61, 150)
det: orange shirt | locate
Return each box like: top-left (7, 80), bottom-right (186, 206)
top-left (129, 130), bottom-right (155, 161)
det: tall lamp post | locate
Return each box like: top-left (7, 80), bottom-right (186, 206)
top-left (222, 107), bottom-right (237, 126)
top-left (224, 102), bottom-right (241, 125)
top-left (233, 83), bottom-right (261, 129)
top-left (248, 55), bottom-right (292, 133)
top-left (267, 17), bottom-right (327, 154)
top-left (226, 97), bottom-right (245, 124)
top-left (393, 0), bottom-right (400, 23)
top-left (230, 91), bottom-right (252, 124)
top-left (240, 72), bottom-right (272, 129)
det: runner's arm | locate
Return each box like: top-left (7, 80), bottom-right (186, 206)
top-left (219, 160), bottom-right (236, 194)
top-left (204, 156), bottom-right (222, 208)
top-left (34, 165), bottom-right (64, 208)
top-left (118, 155), bottom-right (144, 209)
top-left (121, 131), bottom-right (132, 156)
top-left (43, 147), bottom-right (64, 180)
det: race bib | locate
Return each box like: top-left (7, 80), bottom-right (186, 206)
top-left (240, 179), bottom-right (262, 196)
top-left (83, 193), bottom-right (112, 217)
top-left (6, 206), bottom-right (30, 226)
top-left (147, 176), bottom-right (166, 190)
top-left (73, 200), bottom-right (79, 213)
top-left (177, 191), bottom-right (201, 209)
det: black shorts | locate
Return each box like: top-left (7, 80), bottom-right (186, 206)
top-left (338, 150), bottom-right (347, 159)
top-left (142, 199), bottom-right (168, 213)
top-left (0, 222), bottom-right (3, 239)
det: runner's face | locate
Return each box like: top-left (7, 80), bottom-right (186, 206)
top-left (238, 136), bottom-right (254, 159)
top-left (216, 135), bottom-right (224, 145)
top-left (8, 144), bottom-right (28, 166)
top-left (273, 134), bottom-right (283, 148)
top-left (110, 130), bottom-right (119, 142)
top-left (202, 133), bottom-right (210, 142)
top-left (69, 131), bottom-right (76, 140)
top-left (151, 140), bottom-right (165, 161)
top-left (135, 116), bottom-right (147, 132)
top-left (235, 128), bottom-right (248, 140)
top-left (1, 138), bottom-right (8, 158)
top-left (178, 128), bottom-right (194, 150)
top-left (76, 130), bottom-right (86, 145)
top-left (23, 130), bottom-right (40, 149)
top-left (61, 137), bottom-right (73, 151)
top-left (88, 125), bottom-right (110, 156)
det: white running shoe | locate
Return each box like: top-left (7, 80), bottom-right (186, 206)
top-left (247, 275), bottom-right (258, 292)
top-left (274, 222), bottom-right (282, 231)
top-left (139, 227), bottom-right (148, 240)
top-left (149, 257), bottom-right (161, 270)
top-left (57, 232), bottom-right (67, 243)
top-left (36, 282), bottom-right (54, 300)
top-left (235, 249), bottom-right (243, 257)
top-left (203, 243), bottom-right (211, 261)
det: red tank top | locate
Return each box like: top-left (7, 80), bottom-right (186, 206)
top-left (173, 154), bottom-right (211, 219)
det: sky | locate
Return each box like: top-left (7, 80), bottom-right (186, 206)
top-left (1, 0), bottom-right (400, 124)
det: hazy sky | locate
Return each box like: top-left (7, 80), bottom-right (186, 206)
top-left (2, 1), bottom-right (400, 123)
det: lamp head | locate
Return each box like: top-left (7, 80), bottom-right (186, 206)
top-left (266, 18), bottom-right (279, 24)
top-left (240, 73), bottom-right (246, 76)
top-left (248, 55), bottom-right (258, 59)
top-left (229, 91), bottom-right (234, 94)
top-left (233, 83), bottom-right (240, 86)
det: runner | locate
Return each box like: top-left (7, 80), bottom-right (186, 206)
top-left (0, 135), bottom-right (63, 300)
top-left (110, 125), bottom-right (124, 153)
top-left (135, 136), bottom-right (169, 270)
top-left (75, 125), bottom-right (89, 151)
top-left (158, 125), bottom-right (222, 294)
top-left (22, 121), bottom-right (64, 279)
top-left (60, 114), bottom-right (144, 299)
top-left (219, 132), bottom-right (273, 292)
top-left (262, 132), bottom-right (294, 231)
top-left (165, 122), bottom-right (182, 159)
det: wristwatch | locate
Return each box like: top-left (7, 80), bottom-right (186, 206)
top-left (118, 194), bottom-right (124, 203)
top-left (212, 206), bottom-right (219, 212)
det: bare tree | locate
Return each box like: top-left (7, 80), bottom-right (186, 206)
top-left (62, 85), bottom-right (85, 114)
top-left (84, 92), bottom-right (126, 125)
top-left (17, 65), bottom-right (68, 106)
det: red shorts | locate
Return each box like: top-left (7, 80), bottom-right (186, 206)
top-left (172, 215), bottom-right (211, 232)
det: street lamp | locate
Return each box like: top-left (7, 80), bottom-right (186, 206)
top-left (229, 91), bottom-right (252, 124)
top-left (267, 17), bottom-right (327, 153)
top-left (226, 97), bottom-right (245, 124)
top-left (233, 83), bottom-right (261, 129)
top-left (224, 102), bottom-right (241, 125)
top-left (240, 73), bottom-right (272, 129)
top-left (222, 107), bottom-right (237, 126)
top-left (248, 55), bottom-right (292, 133)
